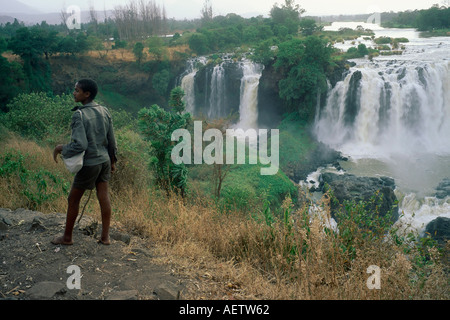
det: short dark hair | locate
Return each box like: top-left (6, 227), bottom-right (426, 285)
top-left (77, 79), bottom-right (98, 100)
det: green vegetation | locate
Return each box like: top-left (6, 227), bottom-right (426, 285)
top-left (274, 36), bottom-right (332, 119)
top-left (0, 92), bottom-right (73, 141)
top-left (0, 152), bottom-right (69, 210)
top-left (382, 5), bottom-right (450, 32)
top-left (138, 87), bottom-right (191, 197)
top-left (0, 0), bottom-right (448, 300)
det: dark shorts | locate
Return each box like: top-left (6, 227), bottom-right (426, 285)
top-left (73, 161), bottom-right (111, 190)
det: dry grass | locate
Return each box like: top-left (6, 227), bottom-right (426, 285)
top-left (1, 132), bottom-right (448, 300)
top-left (84, 45), bottom-right (190, 63)
top-left (110, 186), bottom-right (449, 300)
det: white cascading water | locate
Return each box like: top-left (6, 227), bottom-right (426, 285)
top-left (208, 63), bottom-right (226, 119)
top-left (314, 28), bottom-right (450, 236)
top-left (180, 57), bottom-right (207, 114)
top-left (179, 57), bottom-right (263, 129)
top-left (235, 59), bottom-right (264, 130)
top-left (316, 61), bottom-right (450, 158)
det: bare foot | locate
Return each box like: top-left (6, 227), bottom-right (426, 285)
top-left (51, 236), bottom-right (73, 245)
top-left (97, 238), bottom-right (110, 245)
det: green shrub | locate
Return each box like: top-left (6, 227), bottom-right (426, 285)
top-left (1, 92), bottom-right (73, 140)
top-left (374, 36), bottom-right (392, 44)
top-left (0, 152), bottom-right (69, 210)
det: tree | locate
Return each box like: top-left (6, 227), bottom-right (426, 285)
top-left (152, 69), bottom-right (170, 97)
top-left (133, 42), bottom-right (145, 64)
top-left (138, 87), bottom-right (191, 196)
top-left (270, 0), bottom-right (305, 35)
top-left (201, 0), bottom-right (213, 24)
top-left (250, 39), bottom-right (275, 65)
top-left (7, 27), bottom-right (52, 92)
top-left (299, 19), bottom-right (322, 36)
top-left (0, 38), bottom-right (24, 110)
top-left (357, 43), bottom-right (369, 56)
top-left (188, 33), bottom-right (209, 55)
top-left (274, 36), bottom-right (332, 119)
top-left (1, 92), bottom-right (73, 139)
top-left (147, 36), bottom-right (168, 61)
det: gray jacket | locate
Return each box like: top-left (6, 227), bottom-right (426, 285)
top-left (62, 102), bottom-right (117, 167)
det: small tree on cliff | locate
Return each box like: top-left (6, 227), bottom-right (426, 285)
top-left (138, 87), bottom-right (191, 197)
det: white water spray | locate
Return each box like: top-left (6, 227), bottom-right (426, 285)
top-left (235, 60), bottom-right (264, 130)
top-left (314, 32), bottom-right (450, 235)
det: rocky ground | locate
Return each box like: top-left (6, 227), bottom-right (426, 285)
top-left (0, 208), bottom-right (184, 300)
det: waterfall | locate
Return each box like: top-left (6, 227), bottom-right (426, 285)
top-left (314, 40), bottom-right (450, 236)
top-left (178, 56), bottom-right (263, 128)
top-left (315, 60), bottom-right (450, 159)
top-left (179, 57), bottom-right (207, 114)
top-left (235, 60), bottom-right (264, 130)
top-left (181, 68), bottom-right (196, 114)
top-left (208, 63), bottom-right (226, 119)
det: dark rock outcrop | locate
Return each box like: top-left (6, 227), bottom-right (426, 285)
top-left (425, 217), bottom-right (450, 246)
top-left (320, 172), bottom-right (398, 222)
top-left (435, 178), bottom-right (450, 199)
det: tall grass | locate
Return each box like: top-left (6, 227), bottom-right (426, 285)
top-left (0, 129), bottom-right (448, 300)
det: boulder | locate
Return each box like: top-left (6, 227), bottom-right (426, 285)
top-left (320, 172), bottom-right (398, 222)
top-left (28, 217), bottom-right (46, 232)
top-left (153, 282), bottom-right (181, 300)
top-left (425, 217), bottom-right (450, 246)
top-left (435, 178), bottom-right (450, 199)
top-left (26, 281), bottom-right (66, 300)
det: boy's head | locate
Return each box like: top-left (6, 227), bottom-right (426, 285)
top-left (74, 79), bottom-right (98, 104)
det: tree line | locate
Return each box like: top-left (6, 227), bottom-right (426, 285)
top-left (381, 4), bottom-right (450, 30)
top-left (1, 0), bottom-right (448, 119)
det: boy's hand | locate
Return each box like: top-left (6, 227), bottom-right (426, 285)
top-left (53, 145), bottom-right (63, 163)
top-left (111, 162), bottom-right (116, 174)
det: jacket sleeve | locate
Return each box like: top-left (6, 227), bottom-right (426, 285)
top-left (61, 110), bottom-right (88, 159)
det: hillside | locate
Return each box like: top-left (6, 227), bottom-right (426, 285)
top-left (0, 0), bottom-right (42, 15)
top-left (1, 2), bottom-right (449, 303)
top-left (44, 46), bottom-right (189, 114)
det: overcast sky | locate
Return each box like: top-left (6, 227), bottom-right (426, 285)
top-left (18, 0), bottom-right (444, 19)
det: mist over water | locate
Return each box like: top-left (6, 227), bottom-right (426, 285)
top-left (315, 23), bottom-right (450, 234)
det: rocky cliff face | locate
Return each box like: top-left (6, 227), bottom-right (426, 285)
top-left (257, 62), bottom-right (285, 128)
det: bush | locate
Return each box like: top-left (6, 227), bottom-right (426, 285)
top-left (0, 151), bottom-right (69, 210)
top-left (374, 36), bottom-right (392, 44)
top-left (1, 92), bottom-right (73, 140)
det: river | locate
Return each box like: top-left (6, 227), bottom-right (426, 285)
top-left (315, 22), bottom-right (450, 236)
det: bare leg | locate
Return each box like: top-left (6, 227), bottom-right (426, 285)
top-left (96, 181), bottom-right (111, 245)
top-left (52, 187), bottom-right (85, 245)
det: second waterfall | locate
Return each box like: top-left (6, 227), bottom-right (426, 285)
top-left (178, 56), bottom-right (264, 129)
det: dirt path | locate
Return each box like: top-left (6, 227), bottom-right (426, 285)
top-left (0, 208), bottom-right (184, 300)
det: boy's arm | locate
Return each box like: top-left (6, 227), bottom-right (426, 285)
top-left (107, 114), bottom-right (118, 171)
top-left (61, 111), bottom-right (88, 159)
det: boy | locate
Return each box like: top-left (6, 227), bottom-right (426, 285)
top-left (52, 79), bottom-right (117, 245)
